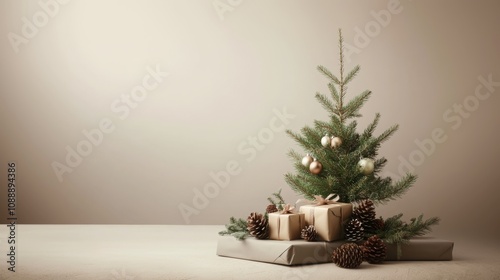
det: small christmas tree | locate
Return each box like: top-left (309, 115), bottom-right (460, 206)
top-left (284, 29), bottom-right (439, 246)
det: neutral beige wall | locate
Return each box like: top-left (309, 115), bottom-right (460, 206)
top-left (1, 0), bottom-right (499, 240)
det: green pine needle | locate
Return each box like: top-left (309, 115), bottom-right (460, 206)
top-left (361, 113), bottom-right (381, 140)
top-left (218, 217), bottom-right (249, 240)
top-left (317, 65), bottom-right (341, 85)
top-left (344, 65), bottom-right (360, 85)
top-left (343, 90), bottom-right (371, 119)
top-left (328, 83), bottom-right (340, 103)
top-left (360, 214), bottom-right (439, 259)
top-left (377, 214), bottom-right (441, 245)
top-left (315, 92), bottom-right (337, 115)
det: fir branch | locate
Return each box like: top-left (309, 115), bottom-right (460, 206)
top-left (375, 173), bottom-right (417, 203)
top-left (378, 213), bottom-right (440, 250)
top-left (343, 90), bottom-right (371, 119)
top-left (273, 189), bottom-right (285, 205)
top-left (287, 149), bottom-right (303, 162)
top-left (317, 65), bottom-right (341, 85)
top-left (391, 173), bottom-right (417, 197)
top-left (406, 215), bottom-right (441, 237)
top-left (328, 83), bottom-right (340, 104)
top-left (285, 130), bottom-right (311, 150)
top-left (314, 115), bottom-right (344, 136)
top-left (378, 213), bottom-right (404, 240)
top-left (218, 217), bottom-right (249, 240)
top-left (284, 173), bottom-right (314, 200)
top-left (365, 176), bottom-right (393, 201)
top-left (375, 124), bottom-right (399, 144)
top-left (315, 92), bottom-right (337, 115)
top-left (338, 29), bottom-right (346, 120)
top-left (267, 189), bottom-right (285, 210)
top-left (355, 124), bottom-right (398, 158)
top-left (300, 126), bottom-right (321, 145)
top-left (346, 176), bottom-right (369, 202)
top-left (373, 157), bottom-right (388, 173)
top-left (344, 65), bottom-right (360, 85)
top-left (338, 29), bottom-right (345, 86)
top-left (345, 120), bottom-right (358, 135)
top-left (361, 113), bottom-right (381, 140)
top-left (356, 138), bottom-right (378, 158)
top-left (313, 120), bottom-right (333, 135)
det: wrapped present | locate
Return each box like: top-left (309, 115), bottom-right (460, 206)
top-left (386, 238), bottom-right (454, 261)
top-left (268, 205), bottom-right (306, 240)
top-left (216, 235), bottom-right (344, 265)
top-left (216, 236), bottom-right (454, 266)
top-left (298, 194), bottom-right (352, 241)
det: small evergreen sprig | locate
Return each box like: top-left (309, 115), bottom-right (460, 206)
top-left (377, 214), bottom-right (441, 258)
top-left (379, 214), bottom-right (440, 243)
top-left (267, 189), bottom-right (286, 211)
top-left (218, 217), bottom-right (249, 240)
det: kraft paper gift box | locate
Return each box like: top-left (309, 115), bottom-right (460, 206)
top-left (385, 238), bottom-right (454, 261)
top-left (216, 236), bottom-right (454, 266)
top-left (299, 203), bottom-right (352, 241)
top-left (216, 235), bottom-right (344, 265)
top-left (268, 212), bottom-right (306, 241)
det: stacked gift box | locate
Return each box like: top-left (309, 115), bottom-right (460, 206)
top-left (217, 236), bottom-right (454, 266)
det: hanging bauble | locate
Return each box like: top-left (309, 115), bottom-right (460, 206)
top-left (309, 159), bottom-right (323, 174)
top-left (301, 154), bottom-right (314, 167)
top-left (321, 135), bottom-right (331, 147)
top-left (330, 137), bottom-right (342, 149)
top-left (358, 158), bottom-right (375, 175)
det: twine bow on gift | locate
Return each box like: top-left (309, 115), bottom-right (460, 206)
top-left (296, 193), bottom-right (340, 206)
top-left (313, 193), bottom-right (340, 205)
top-left (281, 204), bottom-right (295, 214)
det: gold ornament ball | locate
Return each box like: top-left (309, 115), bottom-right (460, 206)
top-left (301, 154), bottom-right (314, 167)
top-left (358, 158), bottom-right (375, 175)
top-left (321, 135), bottom-right (331, 147)
top-left (309, 160), bottom-right (323, 174)
top-left (330, 137), bottom-right (342, 149)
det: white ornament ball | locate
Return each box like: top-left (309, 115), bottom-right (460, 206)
top-left (330, 137), bottom-right (342, 149)
top-left (309, 160), bottom-right (323, 175)
top-left (321, 135), bottom-right (331, 147)
top-left (301, 154), bottom-right (314, 167)
top-left (358, 158), bottom-right (375, 175)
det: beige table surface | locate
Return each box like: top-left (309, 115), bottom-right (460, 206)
top-left (0, 225), bottom-right (499, 280)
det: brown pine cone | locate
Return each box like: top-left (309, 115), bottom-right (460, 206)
top-left (301, 225), bottom-right (318, 242)
top-left (362, 235), bottom-right (386, 264)
top-left (247, 212), bottom-right (269, 239)
top-left (352, 200), bottom-right (376, 233)
top-left (345, 219), bottom-right (364, 242)
top-left (332, 243), bottom-right (364, 268)
top-left (266, 204), bottom-right (278, 214)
